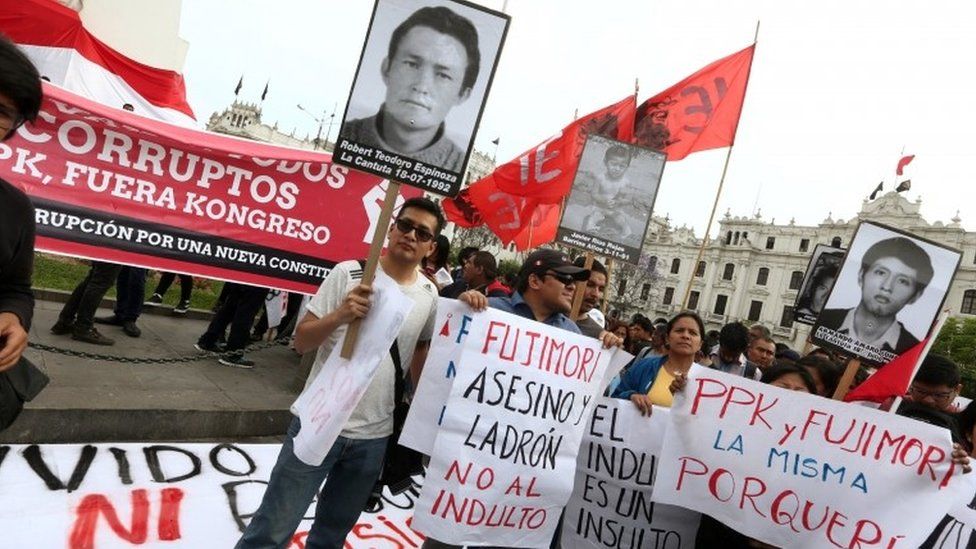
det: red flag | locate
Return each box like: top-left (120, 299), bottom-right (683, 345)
top-left (442, 188), bottom-right (483, 228)
top-left (843, 338), bottom-right (928, 403)
top-left (492, 96), bottom-right (636, 201)
top-left (635, 45), bottom-right (755, 160)
top-left (512, 202), bottom-right (561, 251)
top-left (896, 154), bottom-right (915, 176)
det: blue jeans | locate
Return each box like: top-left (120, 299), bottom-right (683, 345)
top-left (236, 417), bottom-right (388, 549)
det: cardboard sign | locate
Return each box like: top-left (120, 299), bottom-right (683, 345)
top-left (561, 398), bottom-right (700, 548)
top-left (654, 365), bottom-right (970, 548)
top-left (0, 443), bottom-right (422, 548)
top-left (1, 84), bottom-right (421, 295)
top-left (401, 299), bottom-right (630, 457)
top-left (334, 0), bottom-right (510, 197)
top-left (411, 307), bottom-right (614, 546)
top-left (400, 298), bottom-right (474, 455)
top-left (556, 135), bottom-right (665, 264)
top-left (793, 244), bottom-right (846, 326)
top-left (292, 269), bottom-right (414, 465)
top-left (810, 221), bottom-right (961, 365)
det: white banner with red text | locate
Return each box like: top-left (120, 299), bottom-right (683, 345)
top-left (654, 365), bottom-right (971, 548)
top-left (411, 307), bottom-right (618, 547)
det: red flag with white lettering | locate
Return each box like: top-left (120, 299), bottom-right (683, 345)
top-left (491, 96), bottom-right (636, 202)
top-left (635, 45), bottom-right (755, 160)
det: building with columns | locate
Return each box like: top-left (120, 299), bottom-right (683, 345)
top-left (628, 191), bottom-right (976, 349)
top-left (206, 100), bottom-right (324, 150)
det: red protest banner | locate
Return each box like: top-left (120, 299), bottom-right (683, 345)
top-left (1, 84), bottom-right (420, 294)
top-left (635, 45), bottom-right (755, 160)
top-left (490, 95), bottom-right (636, 202)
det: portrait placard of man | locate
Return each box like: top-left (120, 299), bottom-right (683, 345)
top-left (811, 221), bottom-right (961, 365)
top-left (335, 0), bottom-right (509, 197)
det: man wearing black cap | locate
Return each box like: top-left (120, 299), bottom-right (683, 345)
top-left (460, 249), bottom-right (588, 332)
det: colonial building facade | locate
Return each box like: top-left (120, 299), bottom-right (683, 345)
top-left (206, 100), bottom-right (323, 150)
top-left (628, 192), bottom-right (976, 349)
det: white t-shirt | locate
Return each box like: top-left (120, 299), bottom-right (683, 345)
top-left (303, 260), bottom-right (437, 439)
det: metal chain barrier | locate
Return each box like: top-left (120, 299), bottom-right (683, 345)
top-left (27, 338), bottom-right (287, 365)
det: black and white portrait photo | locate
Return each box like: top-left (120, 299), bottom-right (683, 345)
top-left (555, 135), bottom-right (666, 264)
top-left (334, 0), bottom-right (509, 197)
top-left (794, 244), bottom-right (846, 325)
top-left (811, 221), bottom-right (961, 365)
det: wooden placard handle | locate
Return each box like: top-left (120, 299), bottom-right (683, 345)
top-left (832, 358), bottom-right (861, 401)
top-left (340, 181), bottom-right (401, 359)
top-left (569, 252), bottom-right (594, 320)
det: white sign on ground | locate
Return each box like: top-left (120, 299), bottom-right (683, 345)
top-left (0, 443), bottom-right (421, 548)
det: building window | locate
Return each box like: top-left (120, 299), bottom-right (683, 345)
top-left (714, 294), bottom-right (728, 315)
top-left (725, 231), bottom-right (733, 245)
top-left (756, 267), bottom-right (769, 286)
top-left (799, 238), bottom-right (810, 252)
top-left (648, 255), bottom-right (658, 271)
top-left (688, 291), bottom-right (700, 310)
top-left (722, 263), bottom-right (735, 280)
top-left (663, 287), bottom-right (675, 305)
top-left (831, 236), bottom-right (842, 248)
top-left (640, 283), bottom-right (651, 301)
top-left (765, 237), bottom-right (775, 250)
top-left (748, 300), bottom-right (763, 322)
top-left (617, 279), bottom-right (627, 298)
top-left (734, 231), bottom-right (740, 245)
top-left (742, 232), bottom-right (749, 243)
top-left (670, 258), bottom-right (681, 274)
top-left (789, 271), bottom-right (804, 290)
top-left (963, 290), bottom-right (976, 315)
top-left (695, 261), bottom-right (706, 277)
top-left (780, 306), bottom-right (795, 328)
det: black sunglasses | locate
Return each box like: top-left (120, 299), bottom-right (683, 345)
top-left (393, 218), bottom-right (435, 243)
top-left (543, 271), bottom-right (577, 286)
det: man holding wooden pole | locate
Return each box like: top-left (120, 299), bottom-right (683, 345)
top-left (237, 197), bottom-right (443, 548)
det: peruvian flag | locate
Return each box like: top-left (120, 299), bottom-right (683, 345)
top-left (0, 0), bottom-right (196, 126)
top-left (896, 154), bottom-right (915, 176)
top-left (635, 45), bottom-right (755, 160)
top-left (844, 338), bottom-right (928, 403)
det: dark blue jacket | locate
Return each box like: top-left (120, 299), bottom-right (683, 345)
top-left (611, 355), bottom-right (667, 399)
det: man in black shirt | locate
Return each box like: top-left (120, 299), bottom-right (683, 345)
top-left (0, 35), bottom-right (42, 371)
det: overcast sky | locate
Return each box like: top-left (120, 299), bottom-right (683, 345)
top-left (178, 0), bottom-right (976, 238)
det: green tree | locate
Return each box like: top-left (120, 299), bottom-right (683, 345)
top-left (931, 317), bottom-right (976, 398)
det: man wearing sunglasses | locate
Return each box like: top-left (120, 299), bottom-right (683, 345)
top-left (0, 35), bottom-right (42, 373)
top-left (238, 197), bottom-right (443, 548)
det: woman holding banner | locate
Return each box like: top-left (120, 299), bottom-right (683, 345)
top-left (611, 311), bottom-right (705, 414)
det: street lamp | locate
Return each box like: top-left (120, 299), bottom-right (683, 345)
top-left (297, 103), bottom-right (325, 150)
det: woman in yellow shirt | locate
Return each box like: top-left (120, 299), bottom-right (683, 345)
top-left (611, 311), bottom-right (704, 415)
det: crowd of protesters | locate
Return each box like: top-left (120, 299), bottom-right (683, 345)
top-left (3, 33), bottom-right (976, 548)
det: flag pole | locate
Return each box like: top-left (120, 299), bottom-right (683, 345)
top-left (680, 22), bottom-right (760, 310)
top-left (680, 146), bottom-right (734, 308)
